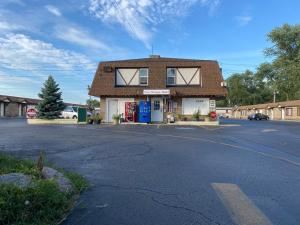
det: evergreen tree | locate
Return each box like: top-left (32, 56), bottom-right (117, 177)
top-left (37, 76), bottom-right (65, 119)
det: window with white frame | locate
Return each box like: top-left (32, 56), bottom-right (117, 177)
top-left (286, 107), bottom-right (293, 116)
top-left (167, 100), bottom-right (174, 113)
top-left (167, 68), bottom-right (176, 85)
top-left (139, 68), bottom-right (148, 85)
top-left (167, 67), bottom-right (200, 86)
top-left (116, 68), bottom-right (148, 86)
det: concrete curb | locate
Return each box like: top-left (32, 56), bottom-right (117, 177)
top-left (114, 121), bottom-right (220, 126)
top-left (27, 119), bottom-right (80, 125)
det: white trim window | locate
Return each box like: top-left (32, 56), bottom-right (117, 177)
top-left (182, 98), bottom-right (209, 115)
top-left (116, 68), bottom-right (148, 86)
top-left (167, 100), bottom-right (174, 113)
top-left (286, 107), bottom-right (293, 116)
top-left (167, 68), bottom-right (176, 85)
top-left (167, 67), bottom-right (201, 86)
top-left (139, 68), bottom-right (148, 86)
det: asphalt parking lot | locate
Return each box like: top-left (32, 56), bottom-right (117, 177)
top-left (1, 118), bottom-right (300, 225)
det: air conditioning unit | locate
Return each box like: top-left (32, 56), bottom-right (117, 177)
top-left (221, 81), bottom-right (227, 87)
top-left (103, 66), bottom-right (113, 72)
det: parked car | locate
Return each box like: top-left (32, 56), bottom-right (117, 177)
top-left (248, 113), bottom-right (269, 120)
top-left (61, 106), bottom-right (91, 119)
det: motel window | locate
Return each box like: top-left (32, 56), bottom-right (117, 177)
top-left (167, 100), bottom-right (174, 113)
top-left (286, 108), bottom-right (293, 116)
top-left (139, 68), bottom-right (148, 86)
top-left (167, 68), bottom-right (176, 85)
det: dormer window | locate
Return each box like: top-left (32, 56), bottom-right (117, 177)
top-left (167, 67), bottom-right (201, 86)
top-left (116, 68), bottom-right (148, 86)
top-left (167, 68), bottom-right (176, 85)
top-left (139, 68), bottom-right (148, 86)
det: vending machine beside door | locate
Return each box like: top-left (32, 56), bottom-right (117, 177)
top-left (138, 101), bottom-right (151, 123)
top-left (125, 102), bottom-right (138, 122)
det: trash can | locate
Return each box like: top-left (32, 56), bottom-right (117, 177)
top-left (77, 107), bottom-right (87, 123)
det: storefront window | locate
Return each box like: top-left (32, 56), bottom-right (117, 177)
top-left (167, 100), bottom-right (174, 112)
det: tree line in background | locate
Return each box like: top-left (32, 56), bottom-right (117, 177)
top-left (218, 24), bottom-right (300, 107)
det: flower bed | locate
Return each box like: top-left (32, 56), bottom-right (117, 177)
top-left (0, 154), bottom-right (88, 225)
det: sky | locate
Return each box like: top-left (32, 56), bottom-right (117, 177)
top-left (0, 0), bottom-right (299, 104)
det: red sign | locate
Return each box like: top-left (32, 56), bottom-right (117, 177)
top-left (210, 111), bottom-right (217, 120)
top-left (27, 108), bottom-right (37, 119)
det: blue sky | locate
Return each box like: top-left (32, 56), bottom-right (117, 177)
top-left (0, 0), bottom-right (299, 103)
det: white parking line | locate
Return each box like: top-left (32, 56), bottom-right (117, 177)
top-left (212, 183), bottom-right (273, 225)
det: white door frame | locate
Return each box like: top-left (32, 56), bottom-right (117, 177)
top-left (281, 108), bottom-right (285, 120)
top-left (106, 98), bottom-right (118, 122)
top-left (106, 98), bottom-right (135, 122)
top-left (151, 97), bottom-right (164, 122)
top-left (0, 102), bottom-right (4, 117)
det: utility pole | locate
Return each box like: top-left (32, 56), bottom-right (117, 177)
top-left (273, 90), bottom-right (278, 103)
top-left (87, 85), bottom-right (91, 101)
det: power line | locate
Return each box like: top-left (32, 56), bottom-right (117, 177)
top-left (111, 0), bottom-right (139, 40)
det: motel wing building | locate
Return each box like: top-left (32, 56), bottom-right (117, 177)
top-left (89, 56), bottom-right (227, 123)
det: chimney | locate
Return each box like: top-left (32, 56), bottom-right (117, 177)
top-left (149, 55), bottom-right (160, 58)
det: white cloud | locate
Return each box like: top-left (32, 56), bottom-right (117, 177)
top-left (88, 0), bottom-right (221, 48)
top-left (0, 21), bottom-right (23, 31)
top-left (0, 73), bottom-right (40, 84)
top-left (45, 5), bottom-right (62, 17)
top-left (0, 33), bottom-right (96, 72)
top-left (235, 15), bottom-right (252, 26)
top-left (54, 25), bottom-right (111, 51)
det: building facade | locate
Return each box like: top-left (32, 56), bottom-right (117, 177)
top-left (233, 100), bottom-right (300, 120)
top-left (216, 107), bottom-right (233, 118)
top-left (0, 95), bottom-right (39, 117)
top-left (0, 95), bottom-right (84, 118)
top-left (89, 56), bottom-right (227, 123)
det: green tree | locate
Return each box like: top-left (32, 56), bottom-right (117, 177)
top-left (86, 99), bottom-right (100, 112)
top-left (37, 76), bottom-right (65, 119)
top-left (265, 23), bottom-right (300, 100)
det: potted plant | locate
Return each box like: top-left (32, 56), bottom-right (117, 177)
top-left (192, 110), bottom-right (201, 121)
top-left (87, 116), bottom-right (93, 124)
top-left (177, 113), bottom-right (183, 121)
top-left (93, 114), bottom-right (102, 124)
top-left (112, 114), bottom-right (121, 125)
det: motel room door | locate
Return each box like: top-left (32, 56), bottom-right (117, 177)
top-left (107, 99), bottom-right (118, 122)
top-left (151, 97), bottom-right (163, 122)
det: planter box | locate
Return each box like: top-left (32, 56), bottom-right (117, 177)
top-left (27, 119), bottom-right (81, 125)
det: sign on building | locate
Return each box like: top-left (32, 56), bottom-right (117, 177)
top-left (143, 89), bottom-right (170, 95)
top-left (209, 100), bottom-right (216, 108)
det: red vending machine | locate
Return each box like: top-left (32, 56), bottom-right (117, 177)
top-left (125, 102), bottom-right (138, 122)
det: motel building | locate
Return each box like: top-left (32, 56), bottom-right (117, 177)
top-left (233, 100), bottom-right (300, 121)
top-left (89, 55), bottom-right (227, 123)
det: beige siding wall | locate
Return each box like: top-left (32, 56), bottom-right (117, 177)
top-left (284, 107), bottom-right (300, 120)
top-left (233, 106), bottom-right (300, 120)
top-left (5, 102), bottom-right (19, 117)
top-left (99, 97), bottom-right (106, 121)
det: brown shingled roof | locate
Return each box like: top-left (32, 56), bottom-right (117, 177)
top-left (0, 94), bottom-right (85, 107)
top-left (89, 57), bottom-right (227, 97)
top-left (234, 100), bottom-right (300, 111)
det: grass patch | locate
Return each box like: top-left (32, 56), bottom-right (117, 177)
top-left (0, 155), bottom-right (39, 178)
top-left (0, 154), bottom-right (88, 225)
